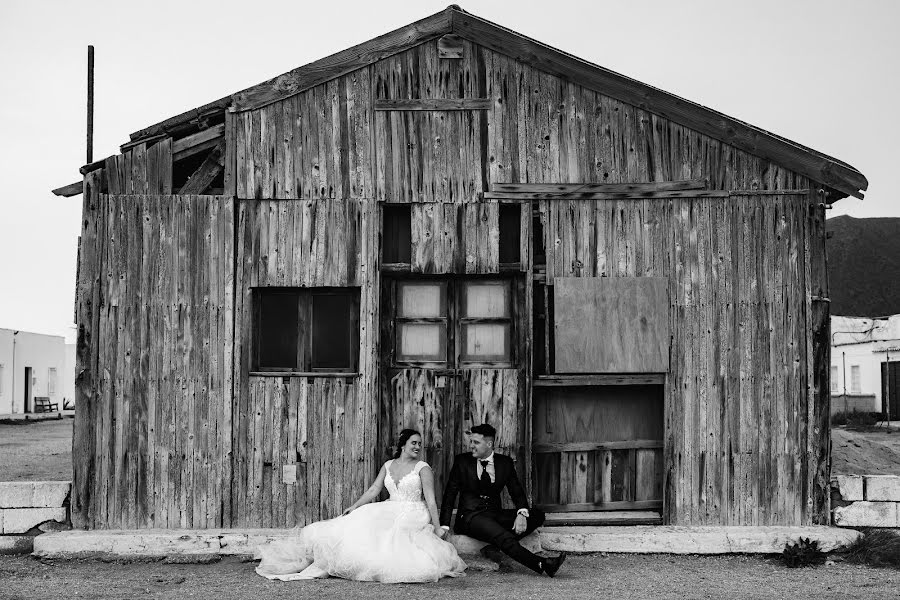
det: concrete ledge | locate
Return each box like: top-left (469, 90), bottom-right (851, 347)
top-left (0, 536), bottom-right (34, 555)
top-left (35, 529), bottom-right (299, 559)
top-left (538, 526), bottom-right (861, 554)
top-left (34, 528), bottom-right (542, 559)
top-left (834, 502), bottom-right (900, 528)
top-left (1, 507), bottom-right (68, 534)
top-left (35, 526), bottom-right (860, 558)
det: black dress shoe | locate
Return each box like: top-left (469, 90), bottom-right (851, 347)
top-left (479, 544), bottom-right (504, 562)
top-left (541, 552), bottom-right (566, 577)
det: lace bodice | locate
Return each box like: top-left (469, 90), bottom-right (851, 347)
top-left (384, 460), bottom-right (428, 503)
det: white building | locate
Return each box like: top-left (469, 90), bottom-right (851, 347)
top-left (831, 315), bottom-right (900, 418)
top-left (0, 328), bottom-right (69, 414)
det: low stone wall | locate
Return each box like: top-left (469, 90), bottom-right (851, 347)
top-left (832, 475), bottom-right (900, 528)
top-left (830, 395), bottom-right (878, 415)
top-left (0, 481), bottom-right (71, 554)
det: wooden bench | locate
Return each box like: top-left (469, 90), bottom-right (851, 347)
top-left (33, 396), bottom-right (59, 413)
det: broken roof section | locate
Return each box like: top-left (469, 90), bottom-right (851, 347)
top-left (125, 5), bottom-right (866, 200)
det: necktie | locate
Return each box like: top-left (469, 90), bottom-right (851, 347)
top-left (480, 460), bottom-right (491, 489)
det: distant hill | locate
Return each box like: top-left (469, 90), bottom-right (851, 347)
top-left (826, 215), bottom-right (900, 317)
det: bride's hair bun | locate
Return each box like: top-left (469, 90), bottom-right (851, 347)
top-left (393, 429), bottom-right (421, 458)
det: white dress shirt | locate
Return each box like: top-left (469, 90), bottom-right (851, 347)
top-left (476, 452), bottom-right (529, 519)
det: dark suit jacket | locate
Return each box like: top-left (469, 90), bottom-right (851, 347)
top-left (439, 452), bottom-right (529, 528)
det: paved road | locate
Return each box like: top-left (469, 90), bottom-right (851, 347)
top-left (1, 553), bottom-right (898, 600)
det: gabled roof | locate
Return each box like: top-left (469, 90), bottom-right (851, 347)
top-left (127, 5), bottom-right (867, 199)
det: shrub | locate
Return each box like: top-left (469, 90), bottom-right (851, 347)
top-left (831, 412), bottom-right (849, 427)
top-left (844, 528), bottom-right (900, 569)
top-left (782, 537), bottom-right (827, 568)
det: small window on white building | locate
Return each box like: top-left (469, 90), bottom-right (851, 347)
top-left (830, 366), bottom-right (838, 393)
top-left (850, 365), bottom-right (861, 394)
top-left (48, 368), bottom-right (57, 396)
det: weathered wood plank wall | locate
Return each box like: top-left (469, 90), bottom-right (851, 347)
top-left (231, 198), bottom-right (379, 526)
top-left (105, 140), bottom-right (173, 195)
top-left (541, 192), bottom-right (826, 525)
top-left (73, 194), bottom-right (234, 528)
top-left (232, 39), bottom-right (808, 202)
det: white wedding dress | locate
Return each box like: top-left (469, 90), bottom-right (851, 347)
top-left (256, 460), bottom-right (467, 583)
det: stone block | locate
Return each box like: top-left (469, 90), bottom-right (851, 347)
top-left (865, 476), bottom-right (900, 502)
top-left (0, 536), bottom-right (34, 555)
top-left (832, 475), bottom-right (864, 501)
top-left (0, 483), bottom-right (34, 508)
top-left (31, 481), bottom-right (70, 508)
top-left (0, 507), bottom-right (68, 534)
top-left (833, 502), bottom-right (900, 528)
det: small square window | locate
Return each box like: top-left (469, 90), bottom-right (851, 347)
top-left (254, 287), bottom-right (359, 373)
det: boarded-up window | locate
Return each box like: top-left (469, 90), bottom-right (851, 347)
top-left (553, 277), bottom-right (668, 373)
top-left (254, 288), bottom-right (359, 372)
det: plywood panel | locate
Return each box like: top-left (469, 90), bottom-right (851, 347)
top-left (554, 277), bottom-right (669, 373)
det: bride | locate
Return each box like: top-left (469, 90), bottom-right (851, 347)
top-left (256, 429), bottom-right (467, 583)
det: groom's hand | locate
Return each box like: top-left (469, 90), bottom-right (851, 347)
top-left (512, 514), bottom-right (527, 535)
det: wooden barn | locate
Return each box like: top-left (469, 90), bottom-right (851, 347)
top-left (63, 6), bottom-right (867, 531)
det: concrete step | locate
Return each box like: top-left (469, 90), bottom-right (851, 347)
top-left (31, 528), bottom-right (540, 560)
top-left (545, 511), bottom-right (662, 527)
top-left (540, 525), bottom-right (861, 554)
top-left (32, 525), bottom-right (861, 559)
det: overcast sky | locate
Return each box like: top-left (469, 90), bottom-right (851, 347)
top-left (1, 0), bottom-right (897, 340)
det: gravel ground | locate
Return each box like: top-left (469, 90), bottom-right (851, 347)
top-left (0, 418), bottom-right (73, 481)
top-left (1, 553), bottom-right (899, 600)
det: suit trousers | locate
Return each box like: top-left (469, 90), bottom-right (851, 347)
top-left (456, 508), bottom-right (546, 573)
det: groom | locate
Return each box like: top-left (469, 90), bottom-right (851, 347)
top-left (440, 424), bottom-right (566, 577)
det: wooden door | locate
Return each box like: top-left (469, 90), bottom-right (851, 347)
top-left (532, 384), bottom-right (664, 511)
top-left (382, 367), bottom-right (524, 503)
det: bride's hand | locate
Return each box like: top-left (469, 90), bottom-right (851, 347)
top-left (434, 525), bottom-right (447, 539)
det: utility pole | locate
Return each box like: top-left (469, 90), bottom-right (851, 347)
top-left (87, 45), bottom-right (94, 164)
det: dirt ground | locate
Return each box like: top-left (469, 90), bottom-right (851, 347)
top-left (832, 426), bottom-right (900, 475)
top-left (0, 419), bottom-right (897, 483)
top-left (1, 553), bottom-right (898, 600)
top-left (0, 418), bottom-right (74, 481)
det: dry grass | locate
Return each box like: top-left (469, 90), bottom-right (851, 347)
top-left (844, 528), bottom-right (900, 569)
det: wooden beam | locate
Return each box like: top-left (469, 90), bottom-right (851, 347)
top-left (449, 10), bottom-right (867, 199)
top-left (491, 179), bottom-right (707, 194)
top-left (119, 133), bottom-right (166, 153)
top-left (484, 190), bottom-right (731, 201)
top-left (533, 440), bottom-right (664, 453)
top-left (374, 98), bottom-right (491, 111)
top-left (536, 500), bottom-right (663, 512)
top-left (172, 124), bottom-right (226, 160)
top-left (52, 181), bottom-right (84, 197)
top-left (229, 9), bottom-right (453, 113)
top-left (534, 374), bottom-right (665, 386)
top-left (178, 141), bottom-right (225, 194)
